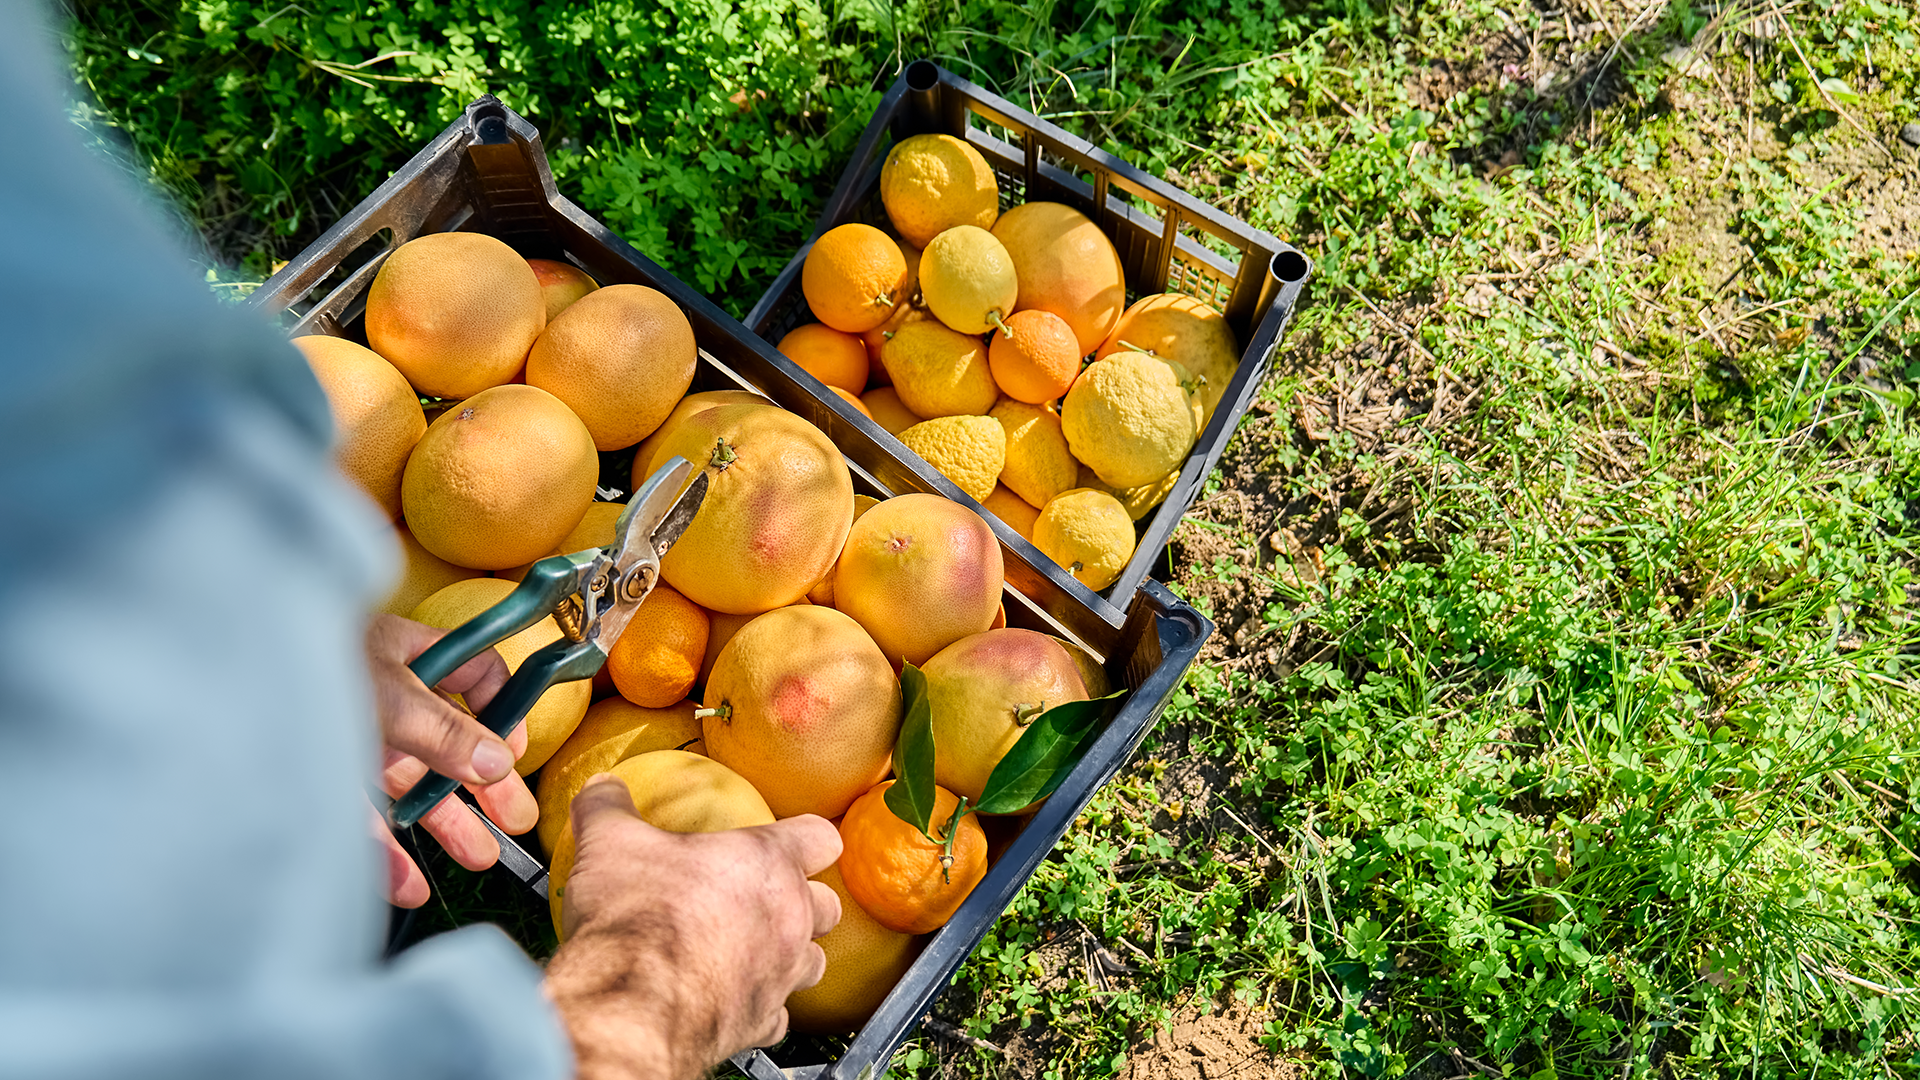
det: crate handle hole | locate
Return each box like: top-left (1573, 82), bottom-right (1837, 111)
top-left (1273, 249), bottom-right (1311, 284)
top-left (905, 60), bottom-right (940, 93)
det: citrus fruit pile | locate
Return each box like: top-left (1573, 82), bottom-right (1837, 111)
top-left (298, 231), bottom-right (1117, 1034)
top-left (776, 132), bottom-right (1243, 591)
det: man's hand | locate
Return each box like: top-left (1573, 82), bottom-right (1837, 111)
top-left (365, 613), bottom-right (539, 908)
top-left (545, 775), bottom-right (842, 1080)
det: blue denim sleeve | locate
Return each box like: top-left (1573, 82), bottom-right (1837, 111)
top-left (0, 5), bottom-right (572, 1078)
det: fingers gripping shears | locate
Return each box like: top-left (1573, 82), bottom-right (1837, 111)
top-left (386, 457), bottom-right (709, 830)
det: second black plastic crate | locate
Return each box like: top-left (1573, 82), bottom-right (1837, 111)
top-left (748, 60), bottom-right (1313, 628)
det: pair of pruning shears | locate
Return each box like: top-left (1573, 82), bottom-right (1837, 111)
top-left (386, 456), bottom-right (709, 831)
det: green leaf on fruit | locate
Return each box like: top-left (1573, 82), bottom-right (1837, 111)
top-left (884, 661), bottom-right (936, 835)
top-left (975, 689), bottom-right (1128, 815)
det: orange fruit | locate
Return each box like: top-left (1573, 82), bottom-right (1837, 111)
top-left (293, 335), bottom-right (427, 520)
top-left (534, 697), bottom-right (704, 854)
top-left (698, 607), bottom-right (761, 689)
top-left (410, 578), bottom-right (593, 774)
top-left (652, 404), bottom-right (854, 614)
top-left (365, 232), bottom-right (545, 398)
top-left (987, 309), bottom-right (1082, 404)
top-left (802, 224), bottom-right (910, 334)
top-left (838, 780), bottom-right (988, 934)
top-left (786, 863), bottom-right (923, 1033)
top-left (923, 629), bottom-right (1089, 805)
top-left (548, 750), bottom-right (774, 939)
top-left (376, 524), bottom-right (484, 616)
top-left (880, 134), bottom-right (1000, 248)
top-left (526, 258), bottom-right (599, 322)
top-left (833, 493), bottom-right (1004, 667)
top-left (605, 584), bottom-right (711, 708)
top-left (400, 384), bottom-right (599, 570)
top-left (980, 484), bottom-right (1041, 543)
top-left (702, 605), bottom-right (901, 819)
top-left (778, 323), bottom-right (870, 394)
top-left (830, 387), bottom-right (874, 420)
top-left (859, 387), bottom-right (924, 437)
top-left (991, 202), bottom-right (1127, 355)
top-left (526, 284), bottom-right (697, 451)
top-left (631, 389), bottom-right (769, 485)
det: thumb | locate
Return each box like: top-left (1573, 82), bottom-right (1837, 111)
top-left (571, 773), bottom-right (640, 841)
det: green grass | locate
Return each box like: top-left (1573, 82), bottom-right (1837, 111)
top-left (64, 0), bottom-right (1920, 1074)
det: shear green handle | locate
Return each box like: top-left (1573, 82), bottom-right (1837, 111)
top-left (389, 555), bottom-right (601, 830)
top-left (404, 555), bottom-right (589, 688)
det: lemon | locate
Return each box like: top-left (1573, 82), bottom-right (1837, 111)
top-left (989, 399), bottom-right (1076, 509)
top-left (1034, 488), bottom-right (1135, 590)
top-left (898, 415), bottom-right (1006, 503)
top-left (880, 134), bottom-right (1000, 248)
top-left (920, 226), bottom-right (1018, 336)
top-left (1059, 351), bottom-right (1197, 488)
top-left (881, 319), bottom-right (998, 419)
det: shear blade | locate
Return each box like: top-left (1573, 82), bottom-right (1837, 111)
top-left (650, 471), bottom-right (708, 559)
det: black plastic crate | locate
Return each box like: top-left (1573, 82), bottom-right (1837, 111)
top-left (251, 97), bottom-right (1212, 1080)
top-left (746, 60), bottom-right (1312, 629)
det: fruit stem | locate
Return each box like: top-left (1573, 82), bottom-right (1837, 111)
top-left (1014, 702), bottom-right (1046, 727)
top-left (693, 704), bottom-right (731, 721)
top-left (709, 437), bottom-right (738, 471)
top-left (987, 309), bottom-right (1013, 339)
top-left (936, 795), bottom-right (970, 885)
top-left (1069, 560), bottom-right (1085, 573)
top-left (873, 291), bottom-right (895, 308)
top-left (1117, 339), bottom-right (1156, 356)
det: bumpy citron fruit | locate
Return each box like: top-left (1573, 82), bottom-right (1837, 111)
top-left (924, 628), bottom-right (1089, 805)
top-left (1034, 488), bottom-right (1136, 591)
top-left (838, 780), bottom-right (988, 935)
top-left (833, 493), bottom-right (1004, 667)
top-left (881, 319), bottom-right (997, 419)
top-left (803, 223), bottom-right (910, 334)
top-left (880, 133), bottom-right (1000, 248)
top-left (898, 416), bottom-right (1006, 504)
top-left (605, 584), bottom-right (710, 708)
top-left (1096, 293), bottom-right (1239, 425)
top-left (534, 697), bottom-right (703, 854)
top-left (989, 399), bottom-right (1076, 509)
top-left (786, 863), bottom-right (923, 1033)
top-left (526, 258), bottom-right (599, 322)
top-left (701, 605), bottom-right (902, 820)
top-left (651, 404), bottom-right (855, 614)
top-left (631, 390), bottom-right (769, 485)
top-left (987, 309), bottom-right (1082, 404)
top-left (410, 577), bottom-right (592, 774)
top-left (526, 284), bottom-right (697, 452)
top-left (981, 484), bottom-right (1041, 542)
top-left (547, 751), bottom-right (773, 938)
top-left (779, 323), bottom-right (870, 394)
top-left (990, 202), bottom-right (1126, 355)
top-left (861, 301), bottom-right (930, 375)
top-left (1075, 462), bottom-right (1180, 521)
top-left (920, 225), bottom-right (1019, 336)
top-left (1059, 351), bottom-right (1197, 488)
top-left (860, 387), bottom-right (925, 437)
top-left (365, 232), bottom-right (545, 398)
top-left (294, 335), bottom-right (426, 521)
top-left (401, 384), bottom-right (599, 571)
